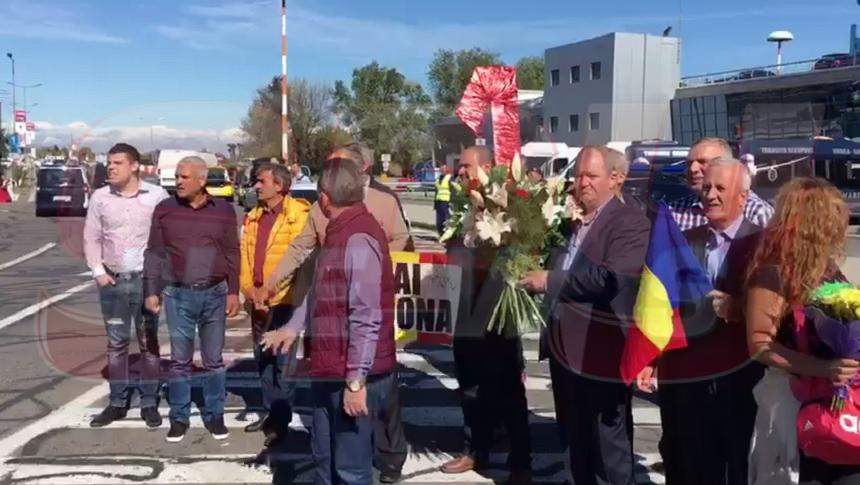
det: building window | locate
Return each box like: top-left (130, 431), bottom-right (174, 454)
top-left (568, 114), bottom-right (579, 132)
top-left (589, 112), bottom-right (600, 130)
top-left (570, 65), bottom-right (580, 83)
top-left (550, 116), bottom-right (559, 133)
top-left (590, 62), bottom-right (601, 80)
top-left (550, 69), bottom-right (560, 87)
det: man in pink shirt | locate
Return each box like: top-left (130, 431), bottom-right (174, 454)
top-left (83, 143), bottom-right (169, 428)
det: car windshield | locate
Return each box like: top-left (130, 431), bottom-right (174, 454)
top-left (37, 169), bottom-right (84, 188)
top-left (207, 170), bottom-right (227, 184)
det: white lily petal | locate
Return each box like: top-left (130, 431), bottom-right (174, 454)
top-left (475, 165), bottom-right (490, 187)
top-left (511, 153), bottom-right (523, 183)
top-left (468, 190), bottom-right (485, 209)
top-left (486, 183), bottom-right (508, 209)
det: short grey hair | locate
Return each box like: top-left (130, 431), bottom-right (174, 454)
top-left (319, 157), bottom-right (365, 206)
top-left (341, 141), bottom-right (374, 168)
top-left (707, 157), bottom-right (751, 191)
top-left (177, 156), bottom-right (208, 178)
top-left (256, 163), bottom-right (292, 194)
top-left (577, 145), bottom-right (630, 176)
top-left (691, 137), bottom-right (733, 160)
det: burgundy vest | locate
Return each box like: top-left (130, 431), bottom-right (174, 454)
top-left (307, 203), bottom-right (396, 378)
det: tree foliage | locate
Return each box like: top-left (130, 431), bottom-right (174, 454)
top-left (427, 48), bottom-right (502, 117)
top-left (333, 61), bottom-right (431, 171)
top-left (240, 77), bottom-right (343, 169)
top-left (516, 56), bottom-right (545, 90)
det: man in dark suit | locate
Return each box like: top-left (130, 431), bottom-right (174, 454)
top-left (636, 157), bottom-right (764, 485)
top-left (520, 146), bottom-right (650, 485)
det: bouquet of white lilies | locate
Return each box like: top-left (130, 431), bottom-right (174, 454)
top-left (441, 154), bottom-right (577, 335)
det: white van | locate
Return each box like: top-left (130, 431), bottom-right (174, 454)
top-left (157, 150), bottom-right (218, 193)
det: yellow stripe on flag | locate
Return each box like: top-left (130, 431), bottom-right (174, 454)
top-left (633, 266), bottom-right (674, 350)
top-left (391, 251), bottom-right (421, 343)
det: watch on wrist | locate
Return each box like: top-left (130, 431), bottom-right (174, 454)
top-left (345, 378), bottom-right (365, 392)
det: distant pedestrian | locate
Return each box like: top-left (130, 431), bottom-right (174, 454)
top-left (239, 163), bottom-right (310, 443)
top-left (262, 157), bottom-right (397, 485)
top-left (290, 162), bottom-right (312, 184)
top-left (434, 164), bottom-right (452, 235)
top-left (143, 156), bottom-right (240, 443)
top-left (83, 143), bottom-right (169, 429)
top-left (526, 166), bottom-right (544, 185)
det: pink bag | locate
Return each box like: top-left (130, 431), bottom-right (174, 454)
top-left (792, 306), bottom-right (860, 465)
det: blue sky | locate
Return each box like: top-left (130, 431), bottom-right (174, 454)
top-left (0, 0), bottom-right (856, 151)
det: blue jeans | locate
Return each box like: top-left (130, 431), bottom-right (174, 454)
top-left (98, 273), bottom-right (160, 409)
top-left (163, 281), bottom-right (227, 424)
top-left (251, 304), bottom-right (297, 430)
top-left (311, 373), bottom-right (394, 485)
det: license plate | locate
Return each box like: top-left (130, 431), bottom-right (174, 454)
top-left (53, 195), bottom-right (71, 202)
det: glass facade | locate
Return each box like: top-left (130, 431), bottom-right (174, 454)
top-left (672, 80), bottom-right (860, 145)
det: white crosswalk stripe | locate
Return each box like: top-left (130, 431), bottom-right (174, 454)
top-left (0, 336), bottom-right (665, 484)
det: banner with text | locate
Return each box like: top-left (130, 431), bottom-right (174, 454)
top-left (391, 251), bottom-right (461, 345)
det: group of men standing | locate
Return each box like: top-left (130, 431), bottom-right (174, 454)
top-left (83, 134), bottom-right (776, 485)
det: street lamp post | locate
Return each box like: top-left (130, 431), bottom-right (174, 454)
top-left (767, 30), bottom-right (794, 75)
top-left (7, 83), bottom-right (43, 117)
top-left (5, 53), bottom-right (14, 133)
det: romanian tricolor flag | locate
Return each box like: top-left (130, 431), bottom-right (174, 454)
top-left (619, 203), bottom-right (712, 385)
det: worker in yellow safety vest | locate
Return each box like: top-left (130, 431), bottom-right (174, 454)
top-left (434, 164), bottom-right (452, 235)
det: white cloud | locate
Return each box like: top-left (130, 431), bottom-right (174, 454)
top-left (32, 121), bottom-right (243, 153)
top-left (0, 1), bottom-right (128, 44)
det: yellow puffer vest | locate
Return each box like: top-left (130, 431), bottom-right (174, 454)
top-left (240, 196), bottom-right (311, 306)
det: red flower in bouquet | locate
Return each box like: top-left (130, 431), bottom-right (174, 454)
top-left (515, 188), bottom-right (529, 199)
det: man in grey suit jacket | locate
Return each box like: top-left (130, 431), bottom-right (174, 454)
top-left (521, 146), bottom-right (650, 485)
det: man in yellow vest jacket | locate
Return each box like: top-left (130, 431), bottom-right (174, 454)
top-left (434, 163), bottom-right (452, 235)
top-left (239, 163), bottom-right (310, 442)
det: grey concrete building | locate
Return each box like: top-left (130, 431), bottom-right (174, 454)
top-left (542, 32), bottom-right (680, 146)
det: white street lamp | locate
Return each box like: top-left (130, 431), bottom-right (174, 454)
top-left (767, 30), bottom-right (794, 75)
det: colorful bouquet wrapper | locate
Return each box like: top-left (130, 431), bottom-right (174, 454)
top-left (455, 66), bottom-right (521, 166)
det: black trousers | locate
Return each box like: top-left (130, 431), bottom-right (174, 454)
top-left (800, 453), bottom-right (860, 485)
top-left (550, 358), bottom-right (634, 485)
top-left (658, 363), bottom-right (763, 485)
top-left (453, 332), bottom-right (532, 470)
top-left (372, 370), bottom-right (408, 474)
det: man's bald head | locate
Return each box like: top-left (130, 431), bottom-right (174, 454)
top-left (458, 146), bottom-right (493, 181)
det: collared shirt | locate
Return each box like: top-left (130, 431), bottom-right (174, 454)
top-left (669, 190), bottom-right (773, 232)
top-left (561, 196), bottom-right (613, 271)
top-left (143, 195), bottom-right (240, 297)
top-left (705, 216), bottom-right (744, 285)
top-left (287, 233), bottom-right (383, 381)
top-left (84, 180), bottom-right (169, 276)
top-left (252, 199), bottom-right (283, 287)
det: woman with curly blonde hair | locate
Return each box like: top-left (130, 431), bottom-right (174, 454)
top-left (746, 177), bottom-right (860, 485)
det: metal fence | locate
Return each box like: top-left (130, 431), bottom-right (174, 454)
top-left (679, 58), bottom-right (837, 89)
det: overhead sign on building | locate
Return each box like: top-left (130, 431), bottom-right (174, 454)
top-left (14, 110), bottom-right (26, 122)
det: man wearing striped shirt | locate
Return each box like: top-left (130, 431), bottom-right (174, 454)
top-left (669, 137), bottom-right (773, 231)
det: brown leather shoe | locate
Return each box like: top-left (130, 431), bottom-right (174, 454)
top-left (507, 470), bottom-right (533, 485)
top-left (440, 455), bottom-right (476, 474)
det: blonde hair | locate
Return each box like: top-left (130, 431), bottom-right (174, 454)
top-left (746, 177), bottom-right (848, 305)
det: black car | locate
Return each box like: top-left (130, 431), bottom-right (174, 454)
top-left (814, 53), bottom-right (856, 70)
top-left (35, 166), bottom-right (89, 217)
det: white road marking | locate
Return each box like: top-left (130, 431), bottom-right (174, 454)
top-left (0, 280), bottom-right (95, 331)
top-left (0, 242), bottom-right (56, 271)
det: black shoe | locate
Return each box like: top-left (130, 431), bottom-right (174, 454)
top-left (165, 420), bottom-right (188, 443)
top-left (379, 469), bottom-right (402, 483)
top-left (244, 413), bottom-right (268, 433)
top-left (204, 416), bottom-right (230, 440)
top-left (89, 406), bottom-right (127, 428)
top-left (140, 407), bottom-right (162, 429)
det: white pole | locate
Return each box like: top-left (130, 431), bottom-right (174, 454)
top-left (281, 0), bottom-right (289, 163)
top-left (776, 41), bottom-right (783, 75)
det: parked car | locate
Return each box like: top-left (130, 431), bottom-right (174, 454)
top-left (35, 165), bottom-right (89, 217)
top-left (205, 167), bottom-right (234, 202)
top-left (814, 53), bottom-right (856, 70)
top-left (737, 69), bottom-right (776, 79)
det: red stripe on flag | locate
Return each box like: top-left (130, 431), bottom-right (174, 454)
top-left (665, 308), bottom-right (688, 351)
top-left (418, 252), bottom-right (448, 264)
top-left (619, 325), bottom-right (662, 386)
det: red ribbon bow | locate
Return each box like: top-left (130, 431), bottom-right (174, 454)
top-left (455, 66), bottom-right (521, 166)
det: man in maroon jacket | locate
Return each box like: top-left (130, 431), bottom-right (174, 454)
top-left (262, 157), bottom-right (395, 484)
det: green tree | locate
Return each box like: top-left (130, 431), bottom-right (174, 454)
top-left (240, 77), bottom-right (336, 164)
top-left (333, 61), bottom-right (431, 171)
top-left (0, 128), bottom-right (7, 160)
top-left (516, 56), bottom-right (545, 90)
top-left (427, 48), bottom-right (501, 117)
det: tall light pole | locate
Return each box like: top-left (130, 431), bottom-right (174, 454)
top-left (280, 0), bottom-right (290, 163)
top-left (5, 53), bottom-right (13, 134)
top-left (8, 82), bottom-right (43, 117)
top-left (767, 31), bottom-right (794, 75)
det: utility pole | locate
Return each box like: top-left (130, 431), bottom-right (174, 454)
top-left (280, 0), bottom-right (290, 163)
top-left (5, 53), bottom-right (14, 135)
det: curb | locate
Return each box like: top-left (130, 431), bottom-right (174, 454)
top-left (411, 221), bottom-right (437, 232)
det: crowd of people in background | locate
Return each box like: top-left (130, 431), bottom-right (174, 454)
top-left (80, 136), bottom-right (860, 485)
